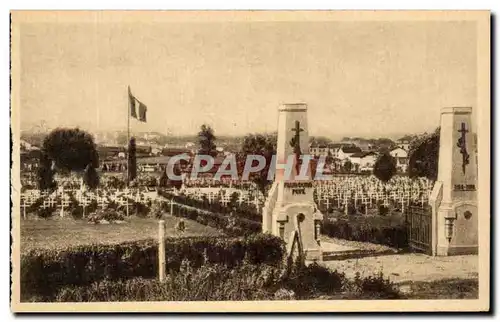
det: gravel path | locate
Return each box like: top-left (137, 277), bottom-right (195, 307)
top-left (322, 253), bottom-right (478, 284)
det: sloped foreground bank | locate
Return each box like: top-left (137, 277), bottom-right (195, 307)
top-left (21, 233), bottom-right (402, 302)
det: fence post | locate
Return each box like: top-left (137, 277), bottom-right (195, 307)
top-left (170, 199), bottom-right (174, 215)
top-left (158, 220), bottom-right (166, 282)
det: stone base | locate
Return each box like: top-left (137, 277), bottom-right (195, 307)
top-left (437, 244), bottom-right (478, 256)
top-left (304, 248), bottom-right (323, 262)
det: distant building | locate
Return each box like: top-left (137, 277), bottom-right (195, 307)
top-left (309, 143), bottom-right (329, 157)
top-left (337, 145), bottom-right (362, 160)
top-left (396, 137), bottom-right (412, 151)
top-left (327, 143), bottom-right (344, 158)
top-left (349, 151), bottom-right (378, 172)
top-left (310, 142), bottom-right (356, 159)
top-left (389, 147), bottom-right (409, 172)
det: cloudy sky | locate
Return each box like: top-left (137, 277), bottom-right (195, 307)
top-left (18, 16), bottom-right (477, 139)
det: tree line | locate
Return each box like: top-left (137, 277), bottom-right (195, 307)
top-left (34, 125), bottom-right (439, 193)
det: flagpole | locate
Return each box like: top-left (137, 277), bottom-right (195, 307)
top-left (126, 86), bottom-right (130, 217)
top-left (127, 86), bottom-right (130, 187)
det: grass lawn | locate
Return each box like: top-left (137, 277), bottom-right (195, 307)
top-left (20, 215), bottom-right (222, 252)
top-left (402, 278), bottom-right (479, 299)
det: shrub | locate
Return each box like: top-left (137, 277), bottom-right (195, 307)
top-left (373, 152), bottom-right (397, 182)
top-left (52, 264), bottom-right (279, 302)
top-left (87, 209), bottom-right (125, 223)
top-left (26, 197), bottom-right (43, 215)
top-left (20, 233), bottom-right (285, 300)
top-left (42, 263), bottom-right (401, 302)
top-left (347, 272), bottom-right (401, 299)
top-left (158, 190), bottom-right (262, 223)
top-left (378, 204), bottom-right (389, 216)
top-left (169, 202), bottom-right (262, 236)
top-left (281, 261), bottom-right (345, 298)
top-left (132, 201), bottom-right (150, 217)
top-left (149, 202), bottom-right (165, 219)
top-left (37, 206), bottom-right (57, 219)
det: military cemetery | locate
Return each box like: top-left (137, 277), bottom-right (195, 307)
top-left (11, 11), bottom-right (487, 311)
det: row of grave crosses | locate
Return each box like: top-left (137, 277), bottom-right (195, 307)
top-left (315, 188), bottom-right (429, 215)
top-left (181, 187), bottom-right (263, 210)
top-left (20, 187), bottom-right (158, 219)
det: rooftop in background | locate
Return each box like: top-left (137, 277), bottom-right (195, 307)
top-left (341, 146), bottom-right (363, 154)
top-left (350, 151), bottom-right (377, 158)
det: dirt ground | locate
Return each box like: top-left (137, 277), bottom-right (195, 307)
top-left (322, 253), bottom-right (478, 284)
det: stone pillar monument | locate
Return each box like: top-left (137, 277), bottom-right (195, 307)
top-left (430, 107), bottom-right (478, 256)
top-left (262, 103), bottom-right (324, 261)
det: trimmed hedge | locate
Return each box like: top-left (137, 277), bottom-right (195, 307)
top-left (20, 233), bottom-right (284, 300)
top-left (158, 190), bottom-right (262, 223)
top-left (322, 219), bottom-right (408, 248)
top-left (170, 202), bottom-right (262, 236)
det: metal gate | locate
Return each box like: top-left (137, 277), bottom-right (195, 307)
top-left (406, 204), bottom-right (433, 255)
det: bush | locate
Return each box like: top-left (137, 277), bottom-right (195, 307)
top-left (38, 263), bottom-right (401, 302)
top-left (149, 201), bottom-right (166, 219)
top-left (37, 206), bottom-right (57, 219)
top-left (158, 190), bottom-right (262, 223)
top-left (52, 264), bottom-right (280, 302)
top-left (346, 272), bottom-right (401, 299)
top-left (378, 204), bottom-right (389, 216)
top-left (169, 202), bottom-right (262, 236)
top-left (373, 152), bottom-right (397, 182)
top-left (87, 209), bottom-right (125, 223)
top-left (281, 261), bottom-right (346, 298)
top-left (20, 233), bottom-right (285, 300)
top-left (132, 201), bottom-right (150, 217)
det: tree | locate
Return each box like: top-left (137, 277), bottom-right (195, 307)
top-left (40, 128), bottom-right (99, 172)
top-left (104, 176), bottom-right (126, 190)
top-left (198, 124), bottom-right (217, 157)
top-left (228, 192), bottom-right (239, 211)
top-left (158, 170), bottom-right (168, 187)
top-left (374, 138), bottom-right (396, 153)
top-left (127, 137), bottom-right (137, 184)
top-left (408, 127), bottom-right (440, 181)
top-left (37, 152), bottom-right (56, 191)
top-left (343, 160), bottom-right (352, 173)
top-left (373, 152), bottom-right (397, 182)
top-left (309, 136), bottom-right (332, 146)
top-left (83, 163), bottom-right (99, 190)
top-left (325, 150), bottom-right (333, 165)
top-left (240, 133), bottom-right (277, 195)
top-left (167, 165), bottom-right (183, 190)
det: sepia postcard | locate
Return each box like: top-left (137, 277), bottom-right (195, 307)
top-left (10, 10), bottom-right (490, 313)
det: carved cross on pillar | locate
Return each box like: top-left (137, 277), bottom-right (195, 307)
top-left (290, 120), bottom-right (304, 175)
top-left (457, 122), bottom-right (470, 175)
